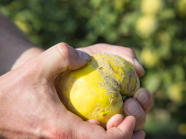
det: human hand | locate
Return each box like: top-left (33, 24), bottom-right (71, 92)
top-left (11, 47), bottom-right (44, 70)
top-left (0, 43), bottom-right (139, 139)
top-left (78, 43), bottom-right (154, 139)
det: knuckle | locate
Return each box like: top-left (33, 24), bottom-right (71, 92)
top-left (57, 42), bottom-right (70, 56)
top-left (49, 127), bottom-right (72, 139)
top-left (56, 42), bottom-right (71, 65)
top-left (57, 42), bottom-right (69, 49)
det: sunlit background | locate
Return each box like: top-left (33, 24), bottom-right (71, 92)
top-left (0, 0), bottom-right (186, 138)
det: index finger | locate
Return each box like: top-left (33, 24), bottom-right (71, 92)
top-left (77, 43), bottom-right (145, 77)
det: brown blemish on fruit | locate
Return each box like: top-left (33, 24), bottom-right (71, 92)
top-left (103, 114), bottom-right (107, 117)
top-left (128, 69), bottom-right (137, 92)
top-left (92, 53), bottom-right (139, 102)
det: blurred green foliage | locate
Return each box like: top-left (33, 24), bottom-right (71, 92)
top-left (0, 0), bottom-right (186, 138)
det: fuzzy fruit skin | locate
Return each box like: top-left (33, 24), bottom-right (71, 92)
top-left (55, 53), bottom-right (140, 127)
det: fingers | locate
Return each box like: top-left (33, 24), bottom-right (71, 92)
top-left (106, 114), bottom-right (124, 130)
top-left (106, 116), bottom-right (135, 139)
top-left (77, 43), bottom-right (145, 77)
top-left (87, 89), bottom-right (152, 135)
top-left (121, 55), bottom-right (145, 77)
top-left (123, 98), bottom-right (145, 131)
top-left (28, 43), bottom-right (90, 80)
top-left (76, 115), bottom-right (135, 139)
top-left (132, 130), bottom-right (145, 139)
top-left (123, 88), bottom-right (153, 131)
top-left (133, 88), bottom-right (153, 114)
top-left (87, 114), bottom-right (125, 130)
top-left (87, 119), bottom-right (100, 126)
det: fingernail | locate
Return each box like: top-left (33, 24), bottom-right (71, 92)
top-left (134, 59), bottom-right (145, 72)
top-left (77, 50), bottom-right (90, 62)
top-left (137, 91), bottom-right (148, 104)
top-left (127, 101), bottom-right (139, 116)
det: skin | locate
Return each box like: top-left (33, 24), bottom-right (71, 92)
top-left (0, 13), bottom-right (153, 139)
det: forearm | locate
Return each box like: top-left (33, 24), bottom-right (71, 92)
top-left (0, 13), bottom-right (43, 75)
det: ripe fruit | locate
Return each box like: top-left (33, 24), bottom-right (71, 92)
top-left (55, 53), bottom-right (140, 127)
top-left (176, 0), bottom-right (186, 17)
top-left (141, 0), bottom-right (163, 15)
top-left (135, 15), bottom-right (157, 38)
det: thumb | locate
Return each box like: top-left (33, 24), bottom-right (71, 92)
top-left (33, 42), bottom-right (90, 80)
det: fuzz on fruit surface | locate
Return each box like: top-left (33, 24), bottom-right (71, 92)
top-left (55, 53), bottom-right (140, 127)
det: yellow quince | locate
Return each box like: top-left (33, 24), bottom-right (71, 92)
top-left (55, 53), bottom-right (140, 127)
